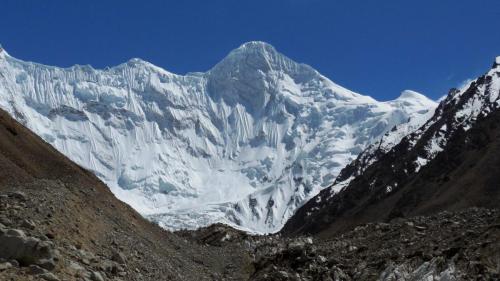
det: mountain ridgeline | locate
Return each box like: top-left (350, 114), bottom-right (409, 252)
top-left (0, 42), bottom-right (436, 233)
top-left (282, 57), bottom-right (500, 237)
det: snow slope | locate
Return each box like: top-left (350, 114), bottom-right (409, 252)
top-left (0, 42), bottom-right (437, 233)
top-left (327, 90), bottom-right (437, 195)
top-left (282, 56), bottom-right (500, 236)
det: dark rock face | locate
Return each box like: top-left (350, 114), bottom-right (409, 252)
top-left (282, 61), bottom-right (500, 238)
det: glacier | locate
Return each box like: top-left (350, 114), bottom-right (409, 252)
top-left (0, 42), bottom-right (437, 233)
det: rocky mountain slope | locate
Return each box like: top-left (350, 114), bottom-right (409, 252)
top-left (282, 57), bottom-right (500, 237)
top-left (0, 42), bottom-right (436, 233)
top-left (0, 108), bottom-right (253, 280)
top-left (251, 208), bottom-right (500, 280)
top-left (182, 208), bottom-right (499, 280)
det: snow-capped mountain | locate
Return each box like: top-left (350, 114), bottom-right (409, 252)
top-left (283, 57), bottom-right (500, 236)
top-left (0, 42), bottom-right (436, 233)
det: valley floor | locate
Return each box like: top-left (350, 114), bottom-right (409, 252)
top-left (181, 208), bottom-right (500, 280)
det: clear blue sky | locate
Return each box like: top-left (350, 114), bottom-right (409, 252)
top-left (1, 0), bottom-right (499, 100)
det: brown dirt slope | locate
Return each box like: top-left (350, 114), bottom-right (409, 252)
top-left (0, 108), bottom-right (253, 280)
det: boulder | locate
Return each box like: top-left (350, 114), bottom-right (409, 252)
top-left (111, 250), bottom-right (127, 264)
top-left (40, 272), bottom-right (60, 281)
top-left (21, 219), bottom-right (36, 230)
top-left (8, 191), bottom-right (27, 201)
top-left (0, 262), bottom-right (12, 271)
top-left (29, 264), bottom-right (47, 275)
top-left (0, 228), bottom-right (56, 269)
top-left (90, 271), bottom-right (105, 281)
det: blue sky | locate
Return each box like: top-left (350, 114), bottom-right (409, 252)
top-left (1, 0), bottom-right (499, 100)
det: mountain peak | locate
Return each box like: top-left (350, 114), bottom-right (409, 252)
top-left (395, 90), bottom-right (436, 106)
top-left (125, 57), bottom-right (155, 68)
top-left (118, 57), bottom-right (176, 75)
top-left (215, 41), bottom-right (282, 72)
top-left (212, 41), bottom-right (292, 72)
top-left (390, 90), bottom-right (437, 112)
top-left (235, 41), bottom-right (277, 54)
top-left (397, 90), bottom-right (428, 100)
top-left (128, 57), bottom-right (147, 64)
top-left (0, 44), bottom-right (8, 58)
top-left (207, 41), bottom-right (315, 111)
top-left (493, 56), bottom-right (500, 68)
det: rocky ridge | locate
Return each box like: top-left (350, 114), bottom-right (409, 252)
top-left (282, 57), bottom-right (500, 237)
